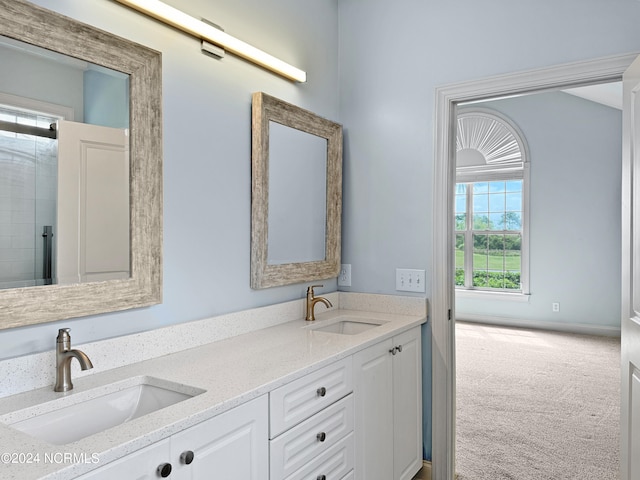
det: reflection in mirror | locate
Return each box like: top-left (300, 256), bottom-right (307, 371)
top-left (0, 104), bottom-right (58, 289)
top-left (251, 92), bottom-right (342, 289)
top-left (0, 0), bottom-right (162, 329)
top-left (0, 35), bottom-right (131, 290)
top-left (267, 121), bottom-right (327, 264)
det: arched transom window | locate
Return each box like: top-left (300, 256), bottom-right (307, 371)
top-left (455, 109), bottom-right (529, 294)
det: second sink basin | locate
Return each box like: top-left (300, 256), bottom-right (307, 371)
top-left (307, 315), bottom-right (388, 335)
top-left (2, 376), bottom-right (205, 445)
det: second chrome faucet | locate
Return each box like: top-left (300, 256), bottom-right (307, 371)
top-left (305, 285), bottom-right (332, 321)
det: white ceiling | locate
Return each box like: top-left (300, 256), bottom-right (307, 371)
top-left (563, 82), bottom-right (622, 110)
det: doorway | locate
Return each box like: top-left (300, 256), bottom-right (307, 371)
top-left (430, 53), bottom-right (637, 480)
top-left (452, 83), bottom-right (622, 478)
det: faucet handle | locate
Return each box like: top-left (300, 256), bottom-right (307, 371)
top-left (308, 285), bottom-right (323, 295)
top-left (57, 328), bottom-right (71, 342)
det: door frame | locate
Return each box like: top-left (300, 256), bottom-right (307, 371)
top-left (431, 52), bottom-right (638, 480)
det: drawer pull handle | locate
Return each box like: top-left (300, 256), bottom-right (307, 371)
top-left (156, 462), bottom-right (172, 478)
top-left (317, 386), bottom-right (327, 397)
top-left (180, 450), bottom-right (195, 465)
top-left (397, 344), bottom-right (403, 353)
top-left (316, 431), bottom-right (327, 442)
top-left (317, 476), bottom-right (327, 480)
top-left (389, 347), bottom-right (397, 355)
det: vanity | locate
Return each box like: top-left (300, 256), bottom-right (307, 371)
top-left (0, 295), bottom-right (426, 480)
top-left (0, 4), bottom-right (425, 479)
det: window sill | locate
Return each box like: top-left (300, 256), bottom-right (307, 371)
top-left (455, 289), bottom-right (530, 302)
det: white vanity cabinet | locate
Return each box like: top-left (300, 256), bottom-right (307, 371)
top-left (75, 395), bottom-right (268, 480)
top-left (269, 357), bottom-right (354, 480)
top-left (69, 321), bottom-right (424, 480)
top-left (353, 326), bottom-right (422, 480)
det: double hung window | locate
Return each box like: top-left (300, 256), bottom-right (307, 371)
top-left (455, 110), bottom-right (529, 294)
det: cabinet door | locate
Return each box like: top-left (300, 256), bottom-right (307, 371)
top-left (353, 337), bottom-right (394, 480)
top-left (74, 439), bottom-right (171, 480)
top-left (392, 327), bottom-right (422, 480)
top-left (171, 395), bottom-right (268, 480)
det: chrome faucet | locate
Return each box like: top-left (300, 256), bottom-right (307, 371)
top-left (305, 285), bottom-right (332, 321)
top-left (54, 328), bottom-right (93, 392)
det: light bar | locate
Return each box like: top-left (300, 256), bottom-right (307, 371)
top-left (113, 0), bottom-right (307, 82)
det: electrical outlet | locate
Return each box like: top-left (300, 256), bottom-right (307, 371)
top-left (338, 264), bottom-right (352, 287)
top-left (552, 302), bottom-right (560, 312)
top-left (396, 268), bottom-right (426, 293)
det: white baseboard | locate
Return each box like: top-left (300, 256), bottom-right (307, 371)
top-left (456, 313), bottom-right (620, 337)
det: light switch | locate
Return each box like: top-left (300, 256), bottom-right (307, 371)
top-left (396, 268), bottom-right (425, 292)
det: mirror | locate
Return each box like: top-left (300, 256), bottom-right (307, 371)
top-left (267, 122), bottom-right (327, 264)
top-left (251, 92), bottom-right (342, 289)
top-left (0, 0), bottom-right (162, 328)
top-left (0, 34), bottom-right (131, 289)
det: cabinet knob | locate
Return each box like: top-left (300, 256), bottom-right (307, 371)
top-left (316, 386), bottom-right (327, 397)
top-left (156, 462), bottom-right (172, 478)
top-left (396, 344), bottom-right (403, 353)
top-left (389, 347), bottom-right (397, 355)
top-left (317, 475), bottom-right (327, 480)
top-left (316, 431), bottom-right (327, 442)
top-left (180, 450), bottom-right (195, 465)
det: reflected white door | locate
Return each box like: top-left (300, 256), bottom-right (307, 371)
top-left (56, 120), bottom-right (129, 284)
top-left (621, 54), bottom-right (640, 480)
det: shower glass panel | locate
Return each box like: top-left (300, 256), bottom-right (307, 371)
top-left (0, 106), bottom-right (58, 289)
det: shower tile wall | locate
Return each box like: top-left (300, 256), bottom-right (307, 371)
top-left (0, 134), bottom-right (57, 289)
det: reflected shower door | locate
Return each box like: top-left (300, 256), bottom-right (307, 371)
top-left (0, 106), bottom-right (58, 289)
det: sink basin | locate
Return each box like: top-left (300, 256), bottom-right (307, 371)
top-left (2, 376), bottom-right (205, 445)
top-left (308, 316), bottom-right (388, 335)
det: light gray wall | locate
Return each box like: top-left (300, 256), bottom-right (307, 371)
top-left (456, 92), bottom-right (622, 331)
top-left (83, 69), bottom-right (129, 129)
top-left (0, 45), bottom-right (84, 120)
top-left (338, 0), bottom-right (640, 297)
top-left (0, 0), bottom-right (339, 358)
top-left (338, 0), bottom-right (640, 461)
top-left (0, 45), bottom-right (128, 126)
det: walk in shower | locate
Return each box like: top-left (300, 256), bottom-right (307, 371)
top-left (0, 106), bottom-right (59, 289)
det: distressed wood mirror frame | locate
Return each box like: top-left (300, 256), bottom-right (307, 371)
top-left (0, 0), bottom-right (162, 328)
top-left (251, 92), bottom-right (342, 289)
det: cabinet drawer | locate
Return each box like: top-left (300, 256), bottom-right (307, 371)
top-left (270, 394), bottom-right (354, 480)
top-left (285, 432), bottom-right (354, 480)
top-left (270, 357), bottom-right (352, 437)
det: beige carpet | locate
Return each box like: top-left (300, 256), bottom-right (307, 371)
top-left (455, 322), bottom-right (620, 479)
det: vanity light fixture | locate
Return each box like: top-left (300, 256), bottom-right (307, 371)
top-left (113, 0), bottom-right (307, 82)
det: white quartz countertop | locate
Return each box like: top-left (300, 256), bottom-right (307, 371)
top-left (0, 308), bottom-right (425, 479)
